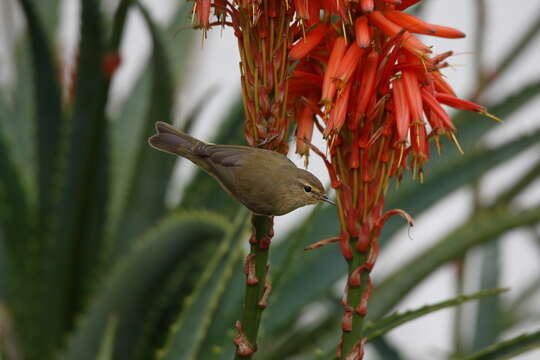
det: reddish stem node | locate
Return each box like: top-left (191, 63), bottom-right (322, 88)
top-left (233, 321), bottom-right (257, 357)
top-left (244, 254), bottom-right (259, 286)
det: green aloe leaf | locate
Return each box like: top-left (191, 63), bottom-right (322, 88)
top-left (61, 211), bottom-right (229, 360)
top-left (13, 1), bottom-right (64, 358)
top-left (370, 337), bottom-right (404, 360)
top-left (263, 205), bottom-right (342, 336)
top-left (47, 4), bottom-right (110, 353)
top-left (196, 261), bottom-right (245, 360)
top-left (158, 209), bottom-right (249, 360)
top-left (0, 99), bottom-right (29, 243)
top-left (471, 242), bottom-right (502, 352)
top-left (108, 3), bottom-right (193, 258)
top-left (0, 233), bottom-right (7, 298)
top-left (16, 0), bottom-right (63, 223)
top-left (364, 288), bottom-right (507, 341)
top-left (266, 287), bottom-right (507, 360)
top-left (96, 316), bottom-right (118, 360)
top-left (502, 276), bottom-right (540, 332)
top-left (461, 329), bottom-right (540, 360)
top-left (452, 78), bottom-right (540, 151)
top-left (33, 0), bottom-right (60, 37)
top-left (0, 41), bottom-right (36, 204)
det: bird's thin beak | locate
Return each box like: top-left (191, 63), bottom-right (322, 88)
top-left (321, 195), bottom-right (336, 206)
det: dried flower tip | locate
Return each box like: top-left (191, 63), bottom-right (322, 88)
top-left (304, 236), bottom-right (340, 250)
top-left (431, 24), bottom-right (466, 39)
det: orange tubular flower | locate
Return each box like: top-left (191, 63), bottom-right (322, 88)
top-left (289, 23), bottom-right (327, 60)
top-left (355, 17), bottom-right (371, 49)
top-left (190, 0), bottom-right (493, 359)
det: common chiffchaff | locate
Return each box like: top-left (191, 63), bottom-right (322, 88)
top-left (148, 122), bottom-right (334, 216)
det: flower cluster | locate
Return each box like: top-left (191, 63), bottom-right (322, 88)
top-left (193, 0), bottom-right (296, 154)
top-left (286, 0), bottom-right (492, 357)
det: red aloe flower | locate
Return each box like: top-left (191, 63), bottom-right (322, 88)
top-left (285, 1), bottom-right (494, 358)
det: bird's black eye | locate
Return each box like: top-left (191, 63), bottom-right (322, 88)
top-left (304, 185), bottom-right (312, 193)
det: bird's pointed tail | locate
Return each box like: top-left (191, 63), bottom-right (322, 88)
top-left (148, 122), bottom-right (203, 160)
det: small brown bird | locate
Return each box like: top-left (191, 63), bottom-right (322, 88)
top-left (148, 122), bottom-right (334, 216)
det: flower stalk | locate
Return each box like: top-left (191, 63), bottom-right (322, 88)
top-left (234, 214), bottom-right (274, 358)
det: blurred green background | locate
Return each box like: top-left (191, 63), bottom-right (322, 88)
top-left (0, 0), bottom-right (539, 359)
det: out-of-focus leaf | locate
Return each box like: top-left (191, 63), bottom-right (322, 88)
top-left (307, 289), bottom-right (507, 360)
top-left (126, 260), bottom-right (195, 360)
top-left (61, 212), bottom-right (229, 360)
top-left (0, 233), bottom-right (7, 298)
top-left (106, 2), bottom-right (193, 247)
top-left (461, 329), bottom-right (540, 360)
top-left (0, 42), bottom-right (36, 203)
top-left (475, 14), bottom-right (540, 96)
top-left (109, 3), bottom-right (192, 258)
top-left (44, 6), bottom-right (110, 358)
top-left (503, 276), bottom-right (540, 331)
top-left (262, 205), bottom-right (342, 335)
top-left (17, 0), bottom-right (63, 220)
top-left (0, 101), bottom-right (29, 242)
top-left (471, 242), bottom-right (501, 352)
top-left (371, 337), bottom-right (404, 360)
top-left (196, 261), bottom-right (245, 360)
top-left (261, 299), bottom-right (341, 360)
top-left (96, 316), bottom-right (118, 360)
top-left (365, 288), bottom-right (507, 340)
top-left (452, 78), bottom-right (540, 151)
top-left (0, 302), bottom-right (23, 360)
top-left (14, 1), bottom-right (64, 358)
top-left (33, 0), bottom-right (60, 36)
top-left (158, 210), bottom-right (249, 360)
top-left (179, 97), bottom-right (245, 215)
top-left (369, 204), bottom-right (540, 320)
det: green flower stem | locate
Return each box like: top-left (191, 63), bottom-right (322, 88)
top-left (235, 214), bottom-right (274, 359)
top-left (340, 238), bottom-right (372, 358)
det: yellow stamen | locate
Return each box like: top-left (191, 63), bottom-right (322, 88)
top-left (482, 111), bottom-right (503, 123)
top-left (449, 132), bottom-right (464, 154)
top-left (434, 135), bottom-right (441, 155)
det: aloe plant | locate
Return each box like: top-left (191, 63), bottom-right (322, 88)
top-left (0, 1), bottom-right (539, 360)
